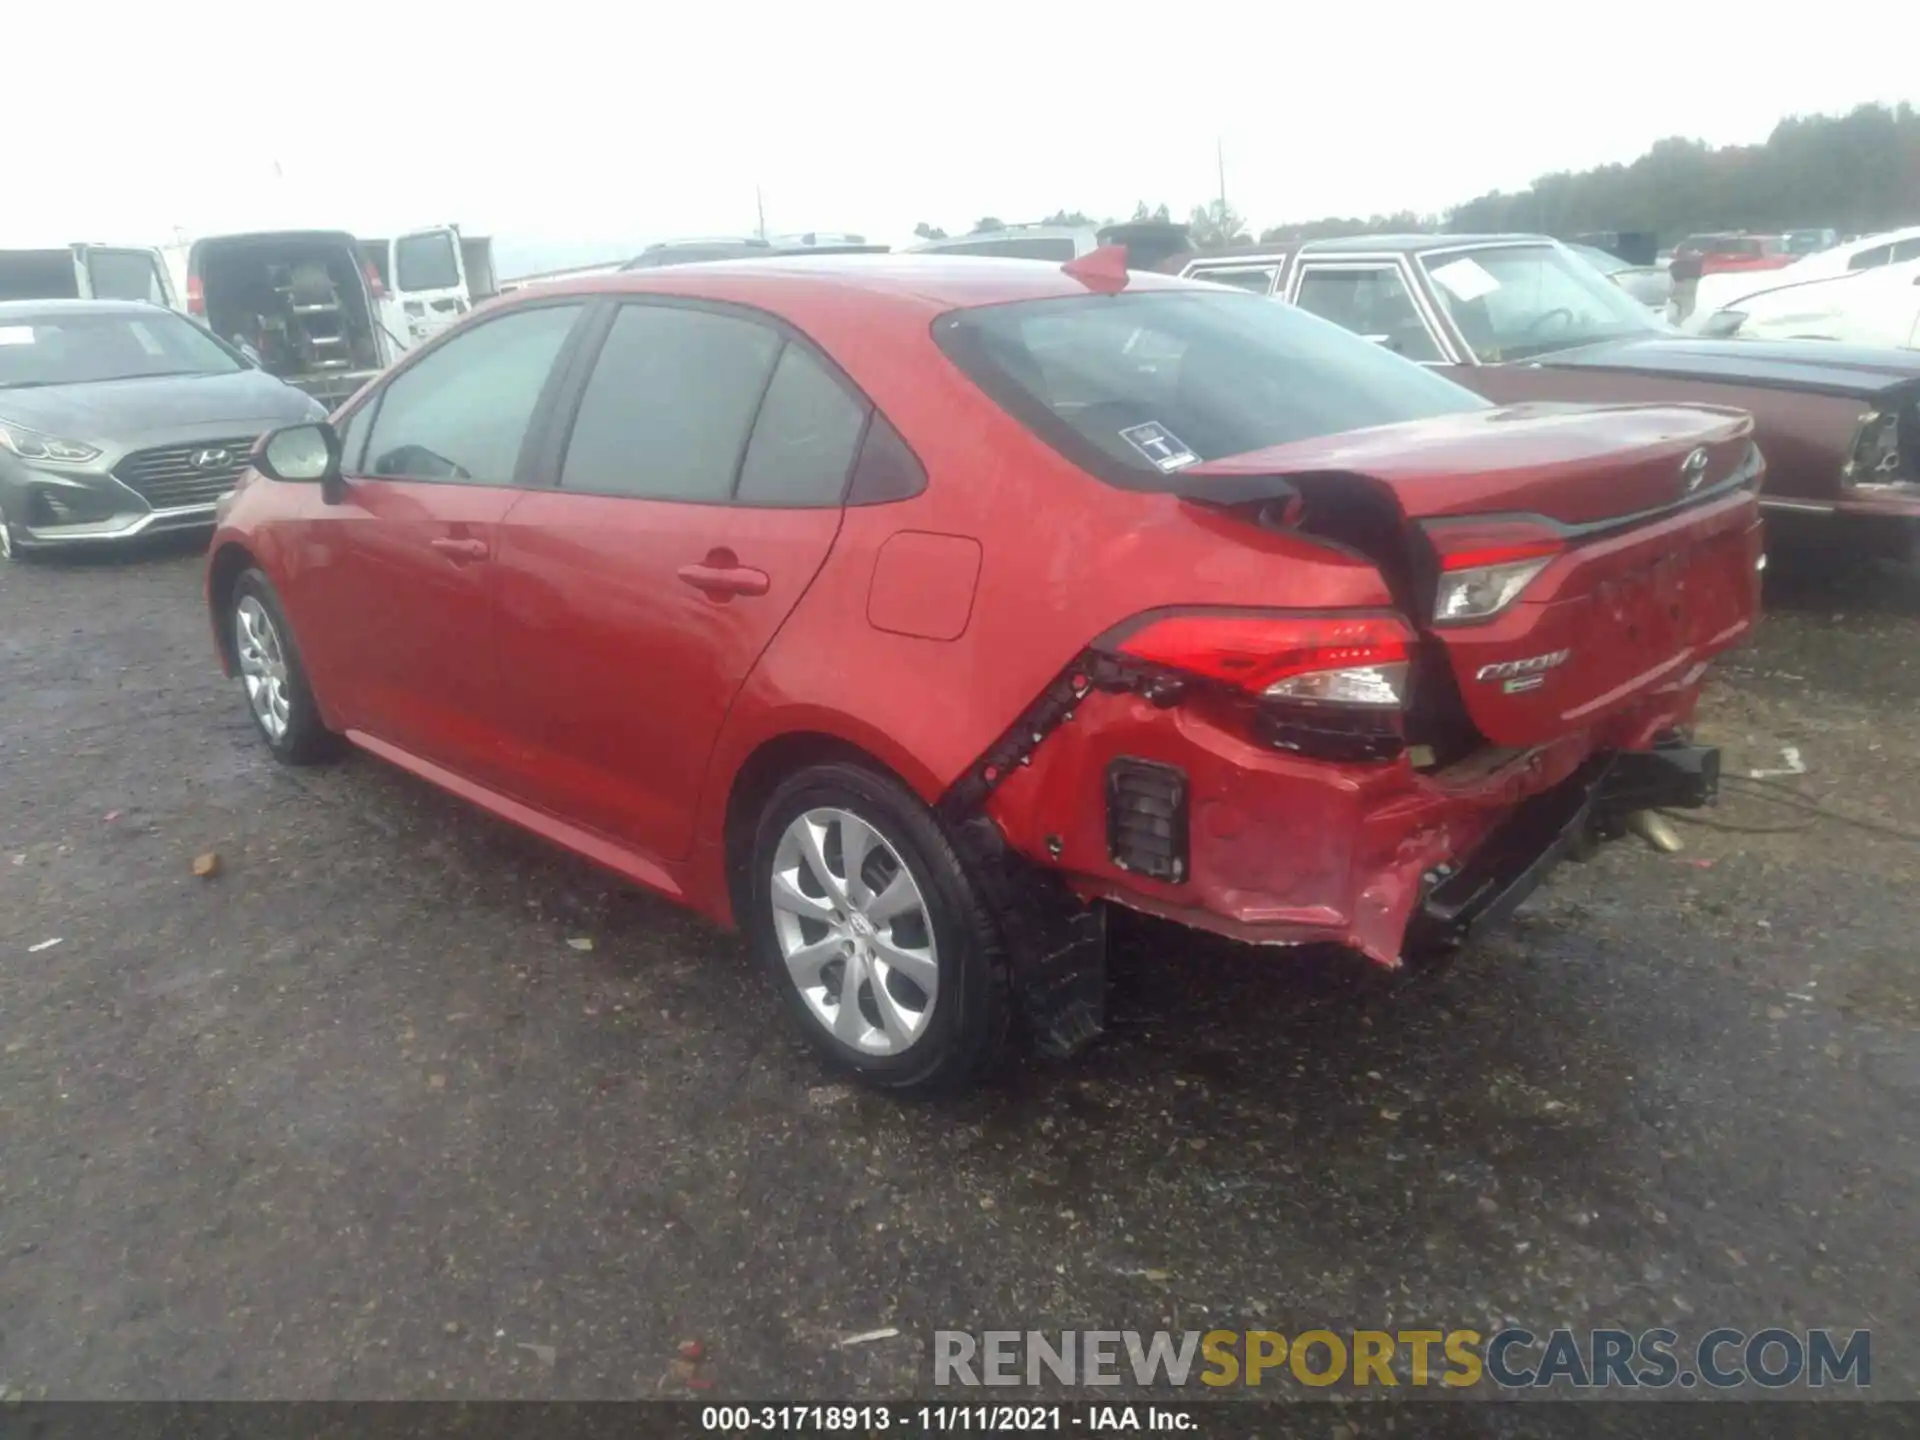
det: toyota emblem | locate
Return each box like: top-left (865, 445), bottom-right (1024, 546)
top-left (1680, 447), bottom-right (1711, 494)
top-left (191, 447), bottom-right (232, 471)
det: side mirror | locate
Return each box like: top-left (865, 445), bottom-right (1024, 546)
top-left (253, 422), bottom-right (346, 504)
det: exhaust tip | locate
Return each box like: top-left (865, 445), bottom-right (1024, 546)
top-left (1627, 809), bottom-right (1684, 854)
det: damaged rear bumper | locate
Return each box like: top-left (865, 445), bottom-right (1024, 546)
top-left (1406, 741), bottom-right (1719, 951)
top-left (981, 680), bottom-right (1723, 972)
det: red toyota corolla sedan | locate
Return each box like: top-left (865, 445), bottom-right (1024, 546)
top-left (205, 250), bottom-right (1763, 1093)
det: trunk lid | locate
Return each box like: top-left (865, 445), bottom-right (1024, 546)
top-left (1180, 401), bottom-right (1755, 526)
top-left (1180, 402), bottom-right (1764, 748)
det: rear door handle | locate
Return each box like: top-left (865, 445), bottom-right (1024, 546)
top-left (677, 562), bottom-right (770, 598)
top-left (430, 536), bottom-right (490, 562)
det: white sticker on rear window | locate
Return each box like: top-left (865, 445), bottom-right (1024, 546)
top-left (1119, 421), bottom-right (1198, 473)
top-left (1429, 257), bottom-right (1502, 302)
top-left (0, 326), bottom-right (36, 346)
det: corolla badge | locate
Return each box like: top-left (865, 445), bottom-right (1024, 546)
top-left (1681, 447), bottom-right (1711, 494)
top-left (191, 447), bottom-right (233, 471)
top-left (1476, 649), bottom-right (1571, 694)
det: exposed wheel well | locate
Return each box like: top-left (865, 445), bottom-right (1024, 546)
top-left (206, 542), bottom-right (258, 669)
top-left (722, 731), bottom-right (918, 921)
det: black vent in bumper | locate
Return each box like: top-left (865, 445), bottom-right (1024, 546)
top-left (1106, 758), bottom-right (1189, 883)
top-left (113, 437), bottom-right (257, 509)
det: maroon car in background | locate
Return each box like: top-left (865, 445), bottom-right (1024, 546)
top-left (1176, 234), bottom-right (1920, 560)
top-left (1673, 233), bottom-right (1797, 278)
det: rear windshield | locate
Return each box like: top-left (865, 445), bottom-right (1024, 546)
top-left (0, 309), bottom-right (242, 388)
top-left (0, 251), bottom-right (82, 302)
top-left (395, 232), bottom-right (460, 291)
top-left (933, 289), bottom-right (1487, 487)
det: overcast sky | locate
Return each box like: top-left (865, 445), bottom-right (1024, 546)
top-left (13, 0), bottom-right (1917, 255)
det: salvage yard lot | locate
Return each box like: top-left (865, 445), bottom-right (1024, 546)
top-left (2, 539), bottom-right (1917, 1398)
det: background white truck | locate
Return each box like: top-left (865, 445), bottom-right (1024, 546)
top-left (354, 226), bottom-right (499, 347)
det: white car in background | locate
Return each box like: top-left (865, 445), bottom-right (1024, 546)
top-left (1694, 257), bottom-right (1920, 349)
top-left (1685, 224), bottom-right (1920, 334)
top-left (1567, 242), bottom-right (1673, 311)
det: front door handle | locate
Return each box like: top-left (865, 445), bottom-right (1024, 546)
top-left (430, 536), bottom-right (490, 563)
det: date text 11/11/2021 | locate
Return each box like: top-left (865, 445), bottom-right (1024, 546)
top-left (700, 1405), bottom-right (1193, 1431)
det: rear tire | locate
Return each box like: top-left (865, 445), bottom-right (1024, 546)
top-left (747, 762), bottom-right (1009, 1095)
top-left (230, 569), bottom-right (342, 765)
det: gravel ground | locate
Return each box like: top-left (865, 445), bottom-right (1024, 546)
top-left (1, 536), bottom-right (1916, 1402)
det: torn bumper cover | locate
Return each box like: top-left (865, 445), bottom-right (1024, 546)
top-left (976, 680), bottom-right (1722, 975)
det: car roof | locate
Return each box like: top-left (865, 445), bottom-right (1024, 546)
top-left (1182, 244), bottom-right (1291, 265)
top-left (190, 230), bottom-right (360, 249)
top-left (517, 252), bottom-right (1196, 315)
top-left (909, 225), bottom-right (1094, 250)
top-left (0, 297), bottom-right (172, 319)
top-left (1295, 233), bottom-right (1561, 255)
top-left (1838, 223), bottom-right (1920, 252)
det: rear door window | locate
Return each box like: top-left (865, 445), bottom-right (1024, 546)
top-left (361, 303), bottom-right (583, 483)
top-left (0, 251), bottom-right (82, 302)
top-left (394, 232), bottom-right (461, 291)
top-left (559, 304), bottom-right (782, 501)
top-left (735, 345), bottom-right (869, 506)
top-left (1292, 265), bottom-right (1444, 362)
top-left (86, 249), bottom-right (170, 304)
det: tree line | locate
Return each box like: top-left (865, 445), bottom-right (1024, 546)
top-left (912, 103), bottom-right (1920, 250)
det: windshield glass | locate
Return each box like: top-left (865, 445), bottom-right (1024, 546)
top-left (1418, 243), bottom-right (1669, 362)
top-left (933, 288), bottom-right (1488, 487)
top-left (394, 232), bottom-right (461, 291)
top-left (0, 309), bottom-right (243, 387)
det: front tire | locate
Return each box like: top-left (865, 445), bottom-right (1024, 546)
top-left (0, 513), bottom-right (30, 563)
top-left (747, 762), bottom-right (1009, 1095)
top-left (230, 568), bottom-right (341, 764)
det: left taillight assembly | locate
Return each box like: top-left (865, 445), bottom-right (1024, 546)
top-left (1100, 610), bottom-right (1419, 762)
top-left (1425, 520), bottom-right (1565, 625)
top-left (1106, 610), bottom-right (1416, 708)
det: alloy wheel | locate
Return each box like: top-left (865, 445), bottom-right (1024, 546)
top-left (235, 594), bottom-right (293, 742)
top-left (769, 807), bottom-right (939, 1056)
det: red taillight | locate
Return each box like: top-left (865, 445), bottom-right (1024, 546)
top-left (1426, 518), bottom-right (1565, 571)
top-left (1110, 611), bottom-right (1415, 704)
top-left (365, 262), bottom-right (386, 300)
top-left (1424, 519), bottom-right (1565, 623)
top-left (186, 274), bottom-right (205, 316)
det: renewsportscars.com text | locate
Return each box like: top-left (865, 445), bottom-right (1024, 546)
top-left (934, 1328), bottom-right (1870, 1390)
